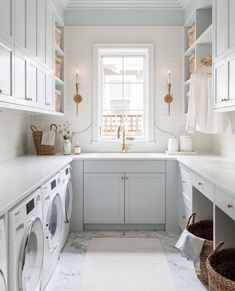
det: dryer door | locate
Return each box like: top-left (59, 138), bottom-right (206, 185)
top-left (19, 217), bottom-right (44, 291)
top-left (47, 193), bottom-right (63, 251)
top-left (0, 270), bottom-right (7, 291)
top-left (64, 179), bottom-right (73, 223)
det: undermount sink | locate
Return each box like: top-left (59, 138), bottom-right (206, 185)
top-left (79, 153), bottom-right (170, 159)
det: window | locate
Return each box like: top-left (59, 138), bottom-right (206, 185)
top-left (93, 44), bottom-right (154, 142)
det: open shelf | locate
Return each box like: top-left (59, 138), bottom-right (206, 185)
top-left (55, 76), bottom-right (64, 86)
top-left (184, 43), bottom-right (196, 57)
top-left (55, 44), bottom-right (64, 57)
top-left (196, 24), bottom-right (213, 44)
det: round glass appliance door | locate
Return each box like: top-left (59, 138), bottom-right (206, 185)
top-left (19, 217), bottom-right (44, 291)
top-left (64, 180), bottom-right (73, 223)
top-left (47, 193), bottom-right (63, 251)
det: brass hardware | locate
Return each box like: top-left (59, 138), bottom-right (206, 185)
top-left (26, 97), bottom-right (32, 101)
top-left (125, 177), bottom-right (128, 180)
top-left (198, 182), bottom-right (203, 186)
top-left (117, 125), bottom-right (130, 153)
top-left (121, 177), bottom-right (124, 180)
top-left (0, 89), bottom-right (2, 94)
top-left (227, 203), bottom-right (233, 208)
top-left (45, 102), bottom-right (51, 106)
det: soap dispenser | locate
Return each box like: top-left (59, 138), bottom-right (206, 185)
top-left (74, 141), bottom-right (81, 154)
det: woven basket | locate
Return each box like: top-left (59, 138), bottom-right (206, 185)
top-left (55, 56), bottom-right (62, 79)
top-left (55, 26), bottom-right (62, 48)
top-left (31, 124), bottom-right (57, 155)
top-left (55, 90), bottom-right (61, 112)
top-left (207, 242), bottom-right (235, 291)
top-left (187, 24), bottom-right (196, 48)
top-left (187, 213), bottom-right (213, 285)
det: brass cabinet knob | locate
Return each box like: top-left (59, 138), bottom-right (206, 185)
top-left (198, 182), bottom-right (203, 186)
top-left (26, 97), bottom-right (32, 101)
top-left (121, 177), bottom-right (124, 180)
top-left (125, 177), bottom-right (128, 180)
top-left (227, 203), bottom-right (233, 208)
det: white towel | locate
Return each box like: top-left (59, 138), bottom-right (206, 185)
top-left (175, 229), bottom-right (205, 262)
top-left (186, 67), bottom-right (229, 134)
top-left (41, 131), bottom-right (56, 146)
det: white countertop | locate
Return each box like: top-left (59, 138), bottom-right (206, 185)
top-left (0, 155), bottom-right (72, 216)
top-left (178, 155), bottom-right (235, 198)
top-left (1, 152), bottom-right (235, 217)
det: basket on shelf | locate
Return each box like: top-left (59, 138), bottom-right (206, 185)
top-left (55, 56), bottom-right (62, 79)
top-left (55, 26), bottom-right (62, 48)
top-left (55, 90), bottom-right (61, 112)
top-left (31, 124), bottom-right (57, 155)
top-left (189, 53), bottom-right (195, 77)
top-left (187, 24), bottom-right (196, 48)
top-left (207, 242), bottom-right (235, 291)
top-left (187, 213), bottom-right (213, 285)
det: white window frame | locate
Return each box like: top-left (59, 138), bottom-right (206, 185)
top-left (92, 43), bottom-right (154, 143)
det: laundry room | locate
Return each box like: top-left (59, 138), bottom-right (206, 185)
top-left (0, 0), bottom-right (235, 290)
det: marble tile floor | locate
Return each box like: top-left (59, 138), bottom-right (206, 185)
top-left (45, 231), bottom-right (207, 291)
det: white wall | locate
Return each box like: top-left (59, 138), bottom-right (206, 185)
top-left (29, 26), bottom-right (212, 154)
top-left (0, 111), bottom-right (30, 161)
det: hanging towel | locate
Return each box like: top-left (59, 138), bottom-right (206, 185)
top-left (186, 66), bottom-right (230, 134)
top-left (175, 229), bottom-right (205, 262)
top-left (41, 131), bottom-right (56, 146)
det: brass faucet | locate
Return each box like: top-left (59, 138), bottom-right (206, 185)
top-left (117, 125), bottom-right (130, 153)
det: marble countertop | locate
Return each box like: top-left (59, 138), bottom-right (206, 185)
top-left (0, 155), bottom-right (72, 216)
top-left (178, 155), bottom-right (235, 197)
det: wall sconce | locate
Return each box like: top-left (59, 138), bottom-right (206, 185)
top-left (164, 70), bottom-right (173, 116)
top-left (74, 70), bottom-right (83, 115)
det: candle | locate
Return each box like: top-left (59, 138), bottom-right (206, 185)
top-left (168, 70), bottom-right (171, 84)
top-left (76, 70), bottom-right (79, 83)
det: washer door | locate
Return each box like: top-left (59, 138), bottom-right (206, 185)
top-left (19, 217), bottom-right (44, 291)
top-left (64, 179), bottom-right (73, 223)
top-left (47, 193), bottom-right (63, 251)
top-left (0, 270), bottom-right (6, 291)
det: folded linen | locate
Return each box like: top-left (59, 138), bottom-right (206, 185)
top-left (175, 229), bottom-right (205, 262)
top-left (41, 131), bottom-right (56, 146)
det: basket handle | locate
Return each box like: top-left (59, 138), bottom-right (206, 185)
top-left (186, 212), bottom-right (196, 229)
top-left (50, 124), bottom-right (57, 132)
top-left (30, 125), bottom-right (38, 132)
top-left (213, 242), bottom-right (224, 254)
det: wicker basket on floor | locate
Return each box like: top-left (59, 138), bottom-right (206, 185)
top-left (207, 242), bottom-right (235, 291)
top-left (31, 124), bottom-right (57, 155)
top-left (187, 213), bottom-right (213, 285)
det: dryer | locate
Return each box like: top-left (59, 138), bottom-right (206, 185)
top-left (9, 189), bottom-right (44, 291)
top-left (59, 164), bottom-right (73, 251)
top-left (0, 217), bottom-right (7, 291)
top-left (41, 173), bottom-right (63, 289)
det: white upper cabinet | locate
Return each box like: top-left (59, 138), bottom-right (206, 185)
top-left (46, 4), bottom-right (55, 71)
top-left (37, 0), bottom-right (46, 65)
top-left (0, 37), bottom-right (14, 103)
top-left (14, 49), bottom-right (27, 105)
top-left (45, 73), bottom-right (54, 110)
top-left (213, 0), bottom-right (235, 110)
top-left (15, 0), bottom-right (26, 50)
top-left (27, 60), bottom-right (38, 105)
top-left (26, 0), bottom-right (37, 57)
top-left (0, 0), bottom-right (14, 43)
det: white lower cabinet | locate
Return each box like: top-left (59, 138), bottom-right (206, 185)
top-left (84, 173), bottom-right (124, 223)
top-left (125, 174), bottom-right (165, 224)
top-left (84, 171), bottom-right (166, 225)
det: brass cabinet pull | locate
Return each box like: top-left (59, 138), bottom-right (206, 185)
top-left (0, 89), bottom-right (2, 94)
top-left (227, 203), bottom-right (233, 208)
top-left (26, 97), bottom-right (32, 101)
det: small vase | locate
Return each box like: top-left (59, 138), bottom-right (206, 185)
top-left (63, 139), bottom-right (72, 155)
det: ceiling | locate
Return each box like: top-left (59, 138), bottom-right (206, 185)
top-left (63, 0), bottom-right (190, 10)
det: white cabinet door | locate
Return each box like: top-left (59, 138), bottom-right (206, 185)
top-left (228, 0), bottom-right (235, 53)
top-left (37, 67), bottom-right (46, 108)
top-left (46, 4), bottom-right (55, 70)
top-left (27, 60), bottom-right (38, 106)
top-left (37, 0), bottom-right (46, 65)
top-left (84, 173), bottom-right (124, 223)
top-left (125, 173), bottom-right (165, 224)
top-left (227, 53), bottom-right (235, 106)
top-left (214, 0), bottom-right (228, 61)
top-left (15, 0), bottom-right (26, 50)
top-left (14, 49), bottom-right (27, 105)
top-left (0, 37), bottom-right (14, 103)
top-left (214, 59), bottom-right (227, 108)
top-left (0, 0), bottom-right (13, 43)
top-left (45, 73), bottom-right (54, 110)
top-left (26, 0), bottom-right (37, 57)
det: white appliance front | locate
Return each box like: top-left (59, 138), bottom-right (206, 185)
top-left (42, 174), bottom-right (63, 289)
top-left (9, 189), bottom-right (44, 291)
top-left (0, 218), bottom-right (7, 291)
top-left (59, 165), bottom-right (73, 251)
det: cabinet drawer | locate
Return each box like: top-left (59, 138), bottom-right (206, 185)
top-left (192, 173), bottom-right (215, 202)
top-left (84, 160), bottom-right (165, 173)
top-left (179, 165), bottom-right (192, 199)
top-left (216, 188), bottom-right (235, 221)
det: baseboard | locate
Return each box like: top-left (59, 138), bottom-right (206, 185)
top-left (84, 224), bottom-right (165, 231)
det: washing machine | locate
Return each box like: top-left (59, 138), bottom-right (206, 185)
top-left (0, 217), bottom-right (7, 291)
top-left (41, 173), bottom-right (63, 289)
top-left (59, 165), bottom-right (73, 251)
top-left (9, 189), bottom-right (44, 291)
